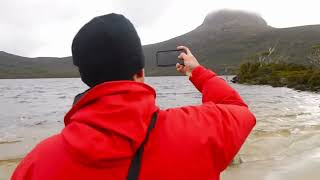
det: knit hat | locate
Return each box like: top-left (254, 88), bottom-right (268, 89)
top-left (72, 13), bottom-right (145, 87)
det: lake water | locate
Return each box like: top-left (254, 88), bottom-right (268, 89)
top-left (1, 76), bottom-right (320, 180)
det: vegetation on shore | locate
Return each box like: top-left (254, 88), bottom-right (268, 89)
top-left (234, 44), bottom-right (320, 92)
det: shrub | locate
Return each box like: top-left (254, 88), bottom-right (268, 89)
top-left (236, 61), bottom-right (320, 92)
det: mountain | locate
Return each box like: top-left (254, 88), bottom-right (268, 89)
top-left (1, 10), bottom-right (320, 78)
top-left (143, 10), bottom-right (320, 75)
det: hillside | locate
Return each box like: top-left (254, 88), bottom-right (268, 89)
top-left (144, 10), bottom-right (320, 75)
top-left (1, 10), bottom-right (320, 78)
top-left (0, 51), bottom-right (77, 78)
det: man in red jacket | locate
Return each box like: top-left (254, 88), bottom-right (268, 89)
top-left (12, 14), bottom-right (255, 180)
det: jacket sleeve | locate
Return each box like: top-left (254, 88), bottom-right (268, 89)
top-left (175, 66), bottom-right (256, 172)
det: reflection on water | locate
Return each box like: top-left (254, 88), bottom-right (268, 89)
top-left (0, 77), bottom-right (320, 164)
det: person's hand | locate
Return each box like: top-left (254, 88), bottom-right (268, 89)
top-left (176, 46), bottom-right (200, 77)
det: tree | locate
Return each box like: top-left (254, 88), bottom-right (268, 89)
top-left (308, 44), bottom-right (320, 66)
top-left (258, 43), bottom-right (278, 65)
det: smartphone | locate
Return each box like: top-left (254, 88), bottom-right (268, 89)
top-left (156, 50), bottom-right (185, 67)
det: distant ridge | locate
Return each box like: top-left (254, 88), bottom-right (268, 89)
top-left (1, 10), bottom-right (320, 78)
top-left (0, 52), bottom-right (76, 79)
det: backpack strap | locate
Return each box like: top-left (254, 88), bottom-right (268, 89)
top-left (127, 112), bottom-right (158, 180)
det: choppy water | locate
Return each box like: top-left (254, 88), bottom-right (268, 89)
top-left (0, 77), bottom-right (320, 163)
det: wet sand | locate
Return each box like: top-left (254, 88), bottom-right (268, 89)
top-left (0, 159), bottom-right (20, 180)
top-left (222, 148), bottom-right (320, 180)
top-left (0, 125), bottom-right (61, 180)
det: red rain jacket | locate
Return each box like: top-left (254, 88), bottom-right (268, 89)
top-left (12, 66), bottom-right (256, 180)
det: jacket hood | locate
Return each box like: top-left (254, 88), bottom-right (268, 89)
top-left (62, 81), bottom-right (158, 166)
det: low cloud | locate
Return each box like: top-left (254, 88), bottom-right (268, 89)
top-left (113, 0), bottom-right (171, 27)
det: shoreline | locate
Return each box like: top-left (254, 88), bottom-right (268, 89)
top-left (232, 77), bottom-right (320, 93)
top-left (233, 81), bottom-right (320, 93)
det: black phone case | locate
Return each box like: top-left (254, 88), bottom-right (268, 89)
top-left (156, 50), bottom-right (185, 67)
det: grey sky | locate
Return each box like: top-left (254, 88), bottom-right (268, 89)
top-left (1, 0), bottom-right (320, 57)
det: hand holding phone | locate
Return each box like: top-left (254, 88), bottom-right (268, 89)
top-left (176, 46), bottom-right (200, 77)
top-left (156, 46), bottom-right (200, 77)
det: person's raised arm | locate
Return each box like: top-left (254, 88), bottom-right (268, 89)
top-left (176, 46), bottom-right (246, 106)
top-left (174, 46), bottom-right (256, 171)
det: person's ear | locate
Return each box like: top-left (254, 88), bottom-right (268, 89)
top-left (133, 69), bottom-right (145, 82)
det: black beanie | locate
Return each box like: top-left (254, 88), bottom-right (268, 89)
top-left (72, 13), bottom-right (145, 87)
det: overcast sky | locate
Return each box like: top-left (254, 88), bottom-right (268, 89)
top-left (1, 0), bottom-right (319, 57)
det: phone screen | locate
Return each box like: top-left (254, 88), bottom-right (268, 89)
top-left (156, 50), bottom-right (183, 67)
